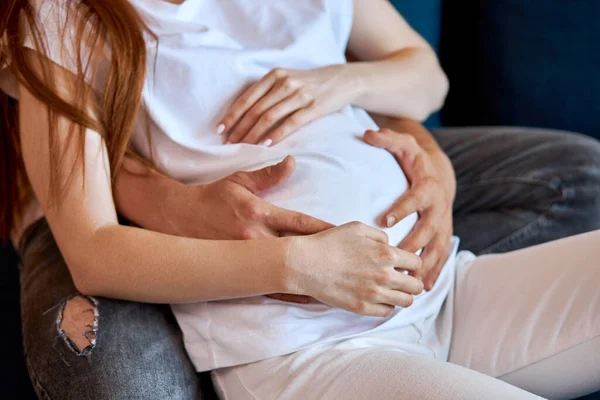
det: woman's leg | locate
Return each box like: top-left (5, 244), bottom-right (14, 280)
top-left (213, 331), bottom-right (542, 400)
top-left (449, 230), bottom-right (600, 399)
top-left (20, 219), bottom-right (202, 400)
top-left (432, 127), bottom-right (600, 254)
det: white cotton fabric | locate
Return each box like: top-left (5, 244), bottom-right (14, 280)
top-left (125, 0), bottom-right (461, 372)
top-left (214, 231), bottom-right (600, 400)
top-left (1, 0), bottom-right (462, 372)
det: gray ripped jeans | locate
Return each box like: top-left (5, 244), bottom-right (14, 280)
top-left (19, 127), bottom-right (600, 400)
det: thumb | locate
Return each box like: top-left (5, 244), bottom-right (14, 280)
top-left (231, 156), bottom-right (296, 194)
top-left (364, 129), bottom-right (420, 159)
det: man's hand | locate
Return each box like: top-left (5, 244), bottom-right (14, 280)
top-left (115, 155), bottom-right (329, 304)
top-left (364, 124), bottom-right (456, 291)
top-left (163, 156), bottom-right (334, 241)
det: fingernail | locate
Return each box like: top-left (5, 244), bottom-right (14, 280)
top-left (216, 124), bottom-right (226, 135)
top-left (262, 138), bottom-right (273, 147)
top-left (386, 215), bottom-right (397, 228)
top-left (225, 140), bottom-right (232, 145)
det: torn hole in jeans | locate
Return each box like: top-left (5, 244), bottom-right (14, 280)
top-left (56, 295), bottom-right (99, 357)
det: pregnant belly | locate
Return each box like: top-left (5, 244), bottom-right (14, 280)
top-left (169, 112), bottom-right (424, 370)
top-left (148, 106), bottom-right (418, 243)
top-left (262, 135), bottom-right (418, 246)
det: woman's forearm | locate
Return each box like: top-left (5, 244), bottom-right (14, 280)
top-left (72, 224), bottom-right (290, 303)
top-left (348, 48), bottom-right (449, 121)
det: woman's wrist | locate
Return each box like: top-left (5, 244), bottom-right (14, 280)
top-left (342, 62), bottom-right (372, 107)
top-left (280, 236), bottom-right (311, 296)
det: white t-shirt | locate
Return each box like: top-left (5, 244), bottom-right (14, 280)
top-left (2, 0), bottom-right (459, 371)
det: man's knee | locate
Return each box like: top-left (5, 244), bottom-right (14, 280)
top-left (543, 132), bottom-right (600, 229)
top-left (552, 132), bottom-right (600, 171)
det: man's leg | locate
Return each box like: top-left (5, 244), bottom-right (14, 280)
top-left (432, 127), bottom-right (600, 254)
top-left (19, 219), bottom-right (202, 400)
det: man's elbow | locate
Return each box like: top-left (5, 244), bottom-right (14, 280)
top-left (410, 65), bottom-right (449, 122)
top-left (430, 67), bottom-right (449, 113)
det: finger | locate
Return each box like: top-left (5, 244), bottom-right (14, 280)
top-left (219, 68), bottom-right (284, 134)
top-left (354, 303), bottom-right (395, 318)
top-left (411, 232), bottom-right (443, 281)
top-left (267, 207), bottom-right (335, 235)
top-left (386, 246), bottom-right (422, 271)
top-left (363, 129), bottom-right (421, 164)
top-left (398, 205), bottom-right (444, 254)
top-left (242, 90), bottom-right (314, 145)
top-left (377, 289), bottom-right (415, 309)
top-left (349, 222), bottom-right (389, 244)
top-left (383, 180), bottom-right (437, 229)
top-left (363, 129), bottom-right (421, 161)
top-left (266, 294), bottom-right (312, 304)
top-left (387, 271), bottom-right (425, 296)
top-left (422, 233), bottom-right (452, 291)
top-left (241, 226), bottom-right (279, 240)
top-left (263, 106), bottom-right (317, 145)
top-left (228, 78), bottom-right (299, 144)
top-left (229, 156), bottom-right (296, 193)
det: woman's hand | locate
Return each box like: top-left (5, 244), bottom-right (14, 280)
top-left (219, 66), bottom-right (360, 146)
top-left (364, 125), bottom-right (456, 291)
top-left (286, 222), bottom-right (424, 317)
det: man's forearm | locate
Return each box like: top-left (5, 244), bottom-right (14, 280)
top-left (349, 49), bottom-right (448, 122)
top-left (113, 156), bottom-right (184, 235)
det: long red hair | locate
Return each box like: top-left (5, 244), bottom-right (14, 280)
top-left (0, 0), bottom-right (151, 241)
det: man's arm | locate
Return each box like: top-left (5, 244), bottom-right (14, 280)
top-left (366, 116), bottom-right (456, 290)
top-left (372, 116), bottom-right (455, 196)
top-left (113, 154), bottom-right (333, 241)
top-left (346, 0), bottom-right (449, 121)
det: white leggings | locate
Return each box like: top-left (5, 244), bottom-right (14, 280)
top-left (213, 231), bottom-right (600, 399)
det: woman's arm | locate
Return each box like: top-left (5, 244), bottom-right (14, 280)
top-left (18, 73), bottom-right (422, 314)
top-left (19, 82), bottom-right (291, 304)
top-left (220, 0), bottom-right (448, 145)
top-left (346, 0), bottom-right (448, 120)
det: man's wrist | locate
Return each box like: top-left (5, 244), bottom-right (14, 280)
top-left (158, 178), bottom-right (202, 236)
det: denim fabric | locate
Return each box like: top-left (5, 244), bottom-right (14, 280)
top-left (18, 220), bottom-right (202, 400)
top-left (436, 126), bottom-right (600, 400)
top-left (433, 127), bottom-right (600, 254)
top-left (17, 128), bottom-right (600, 400)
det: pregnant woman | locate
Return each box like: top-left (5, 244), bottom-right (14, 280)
top-left (1, 0), bottom-right (599, 399)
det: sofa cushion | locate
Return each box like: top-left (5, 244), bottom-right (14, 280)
top-left (390, 0), bottom-right (442, 53)
top-left (390, 0), bottom-right (443, 127)
top-left (441, 0), bottom-right (600, 139)
top-left (0, 244), bottom-right (36, 399)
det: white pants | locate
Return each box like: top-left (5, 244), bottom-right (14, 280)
top-left (213, 231), bottom-right (600, 399)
